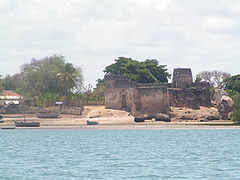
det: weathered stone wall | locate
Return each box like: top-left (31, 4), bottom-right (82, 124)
top-left (104, 75), bottom-right (137, 111)
top-left (168, 87), bottom-right (211, 109)
top-left (191, 82), bottom-right (210, 88)
top-left (172, 68), bottom-right (193, 88)
top-left (131, 87), bottom-right (170, 117)
top-left (105, 75), bottom-right (170, 117)
top-left (105, 87), bottom-right (126, 110)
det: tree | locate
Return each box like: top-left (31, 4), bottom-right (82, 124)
top-left (19, 55), bottom-right (83, 96)
top-left (231, 94), bottom-right (240, 124)
top-left (223, 74), bottom-right (240, 123)
top-left (196, 70), bottom-right (231, 89)
top-left (57, 63), bottom-right (83, 96)
top-left (0, 74), bottom-right (22, 91)
top-left (224, 74), bottom-right (240, 94)
top-left (104, 57), bottom-right (170, 83)
top-left (93, 78), bottom-right (105, 97)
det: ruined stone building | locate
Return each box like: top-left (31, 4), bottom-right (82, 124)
top-left (105, 68), bottom-right (211, 118)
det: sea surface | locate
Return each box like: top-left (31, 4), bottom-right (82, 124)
top-left (0, 129), bottom-right (240, 180)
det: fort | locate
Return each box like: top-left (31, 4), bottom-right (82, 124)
top-left (104, 68), bottom-right (211, 119)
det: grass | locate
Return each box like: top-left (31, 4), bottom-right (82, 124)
top-left (199, 122), bottom-right (240, 126)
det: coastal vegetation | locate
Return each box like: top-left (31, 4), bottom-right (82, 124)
top-left (0, 55), bottom-right (100, 107)
top-left (0, 56), bottom-right (171, 107)
top-left (224, 75), bottom-right (240, 123)
top-left (231, 94), bottom-right (240, 124)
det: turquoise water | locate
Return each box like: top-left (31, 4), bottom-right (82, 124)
top-left (0, 130), bottom-right (240, 180)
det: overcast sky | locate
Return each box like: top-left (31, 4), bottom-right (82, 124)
top-left (1, 0), bottom-right (240, 85)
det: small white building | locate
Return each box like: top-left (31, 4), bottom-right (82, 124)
top-left (0, 90), bottom-right (23, 106)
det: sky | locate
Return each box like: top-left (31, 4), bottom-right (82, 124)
top-left (0, 0), bottom-right (240, 85)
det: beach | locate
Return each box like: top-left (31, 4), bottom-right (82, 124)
top-left (0, 106), bottom-right (239, 130)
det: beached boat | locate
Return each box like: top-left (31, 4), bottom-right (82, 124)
top-left (15, 121), bottom-right (40, 127)
top-left (36, 112), bottom-right (59, 118)
top-left (1, 126), bottom-right (16, 129)
top-left (87, 120), bottom-right (99, 125)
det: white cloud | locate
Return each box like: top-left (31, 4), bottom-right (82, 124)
top-left (202, 16), bottom-right (239, 33)
top-left (0, 0), bottom-right (240, 85)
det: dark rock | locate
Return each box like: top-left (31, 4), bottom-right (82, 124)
top-left (206, 115), bottom-right (220, 121)
top-left (134, 117), bottom-right (145, 122)
top-left (155, 113), bottom-right (171, 122)
top-left (179, 115), bottom-right (193, 120)
top-left (143, 114), bottom-right (153, 120)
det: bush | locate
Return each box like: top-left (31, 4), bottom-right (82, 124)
top-left (231, 94), bottom-right (240, 124)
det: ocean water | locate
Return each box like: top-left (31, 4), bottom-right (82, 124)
top-left (0, 130), bottom-right (240, 180)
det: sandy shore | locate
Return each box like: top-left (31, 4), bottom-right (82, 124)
top-left (1, 106), bottom-right (240, 130)
top-left (1, 119), bottom-right (240, 130)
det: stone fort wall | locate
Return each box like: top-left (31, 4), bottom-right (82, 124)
top-left (105, 68), bottom-right (211, 117)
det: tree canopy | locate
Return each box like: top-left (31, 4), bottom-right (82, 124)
top-left (196, 70), bottom-right (231, 89)
top-left (104, 57), bottom-right (171, 83)
top-left (224, 74), bottom-right (240, 94)
top-left (224, 75), bottom-right (240, 123)
top-left (0, 55), bottom-right (83, 97)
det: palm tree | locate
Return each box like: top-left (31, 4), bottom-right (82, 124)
top-left (57, 63), bottom-right (81, 97)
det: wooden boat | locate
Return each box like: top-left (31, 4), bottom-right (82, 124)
top-left (15, 121), bottom-right (40, 127)
top-left (1, 126), bottom-right (16, 129)
top-left (87, 120), bottom-right (99, 125)
top-left (36, 112), bottom-right (59, 118)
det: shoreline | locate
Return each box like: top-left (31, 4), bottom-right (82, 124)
top-left (1, 106), bottom-right (239, 130)
top-left (2, 123), bottom-right (240, 130)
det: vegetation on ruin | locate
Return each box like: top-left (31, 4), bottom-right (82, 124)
top-left (104, 57), bottom-right (171, 83)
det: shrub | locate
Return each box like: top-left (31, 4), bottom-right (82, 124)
top-left (231, 93), bottom-right (240, 124)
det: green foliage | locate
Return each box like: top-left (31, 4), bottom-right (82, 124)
top-left (224, 74), bottom-right (240, 94)
top-left (7, 55), bottom-right (83, 97)
top-left (93, 79), bottom-right (105, 98)
top-left (104, 57), bottom-right (170, 83)
top-left (57, 62), bottom-right (83, 95)
top-left (225, 75), bottom-right (240, 123)
top-left (26, 93), bottom-right (62, 108)
top-left (231, 93), bottom-right (240, 124)
top-left (0, 55), bottom-right (85, 107)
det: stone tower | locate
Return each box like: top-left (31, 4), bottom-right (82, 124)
top-left (172, 68), bottom-right (193, 88)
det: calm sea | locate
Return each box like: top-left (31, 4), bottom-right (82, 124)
top-left (0, 129), bottom-right (240, 180)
